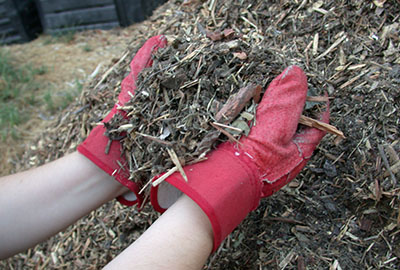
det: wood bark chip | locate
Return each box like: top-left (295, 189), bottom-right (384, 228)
top-left (167, 148), bottom-right (188, 182)
top-left (215, 84), bottom-right (262, 123)
top-left (378, 144), bottom-right (398, 187)
top-left (195, 84), bottom-right (261, 155)
top-left (299, 115), bottom-right (345, 138)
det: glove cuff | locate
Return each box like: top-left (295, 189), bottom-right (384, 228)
top-left (77, 125), bottom-right (143, 207)
top-left (150, 143), bottom-right (261, 252)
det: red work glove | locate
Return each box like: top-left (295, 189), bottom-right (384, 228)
top-left (151, 65), bottom-right (329, 251)
top-left (78, 35), bottom-right (167, 207)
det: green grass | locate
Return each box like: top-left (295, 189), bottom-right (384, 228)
top-left (43, 79), bottom-right (83, 114)
top-left (82, 44), bottom-right (92, 52)
top-left (42, 29), bottom-right (77, 45)
top-left (0, 47), bottom-right (84, 141)
top-left (0, 48), bottom-right (44, 140)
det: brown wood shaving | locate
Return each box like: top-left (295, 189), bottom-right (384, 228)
top-left (299, 115), bottom-right (345, 139)
top-left (166, 148), bottom-right (188, 182)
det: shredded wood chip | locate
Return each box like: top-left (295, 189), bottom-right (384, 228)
top-left (299, 115), bottom-right (345, 138)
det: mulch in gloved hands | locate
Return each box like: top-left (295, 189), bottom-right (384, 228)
top-left (104, 34), bottom-right (327, 194)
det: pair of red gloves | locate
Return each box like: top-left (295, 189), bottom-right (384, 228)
top-left (78, 35), bottom-right (329, 252)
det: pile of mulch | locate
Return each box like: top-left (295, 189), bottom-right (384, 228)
top-left (105, 35), bottom-right (313, 190)
top-left (2, 0), bottom-right (399, 269)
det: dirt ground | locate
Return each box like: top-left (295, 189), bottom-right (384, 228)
top-left (1, 0), bottom-right (399, 269)
top-left (0, 25), bottom-right (139, 176)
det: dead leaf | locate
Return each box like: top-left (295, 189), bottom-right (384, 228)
top-left (233, 52), bottom-right (248, 60)
top-left (223, 28), bottom-right (235, 38)
top-left (374, 178), bottom-right (382, 201)
top-left (206, 30), bottom-right (223, 41)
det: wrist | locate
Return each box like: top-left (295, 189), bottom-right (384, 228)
top-left (74, 152), bottom-right (129, 198)
top-left (104, 193), bottom-right (212, 270)
top-left (77, 125), bottom-right (144, 207)
top-left (151, 143), bottom-right (262, 251)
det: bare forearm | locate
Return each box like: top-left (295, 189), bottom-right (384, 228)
top-left (0, 152), bottom-right (127, 259)
top-left (104, 195), bottom-right (213, 270)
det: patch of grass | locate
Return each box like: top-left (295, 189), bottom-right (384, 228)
top-left (0, 46), bottom-right (82, 141)
top-left (43, 29), bottom-right (77, 45)
top-left (0, 104), bottom-right (21, 139)
top-left (35, 65), bottom-right (48, 75)
top-left (54, 30), bottom-right (76, 43)
top-left (0, 48), bottom-right (45, 140)
top-left (43, 90), bottom-right (55, 112)
top-left (82, 44), bottom-right (92, 52)
top-left (43, 79), bottom-right (83, 114)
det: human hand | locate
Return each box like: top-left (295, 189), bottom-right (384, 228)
top-left (151, 65), bottom-right (329, 251)
top-left (78, 35), bottom-right (167, 207)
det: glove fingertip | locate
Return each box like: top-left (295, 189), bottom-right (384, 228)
top-left (267, 65), bottom-right (307, 91)
top-left (119, 35), bottom-right (168, 105)
top-left (131, 35), bottom-right (167, 73)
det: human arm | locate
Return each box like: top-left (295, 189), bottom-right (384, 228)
top-left (104, 194), bottom-right (213, 270)
top-left (0, 151), bottom-right (128, 259)
top-left (0, 35), bottom-right (167, 260)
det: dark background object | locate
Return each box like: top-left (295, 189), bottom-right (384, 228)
top-left (36, 0), bottom-right (168, 35)
top-left (35, 0), bottom-right (120, 34)
top-left (0, 0), bottom-right (168, 44)
top-left (115, 0), bottom-right (167, 27)
top-left (0, 0), bottom-right (42, 44)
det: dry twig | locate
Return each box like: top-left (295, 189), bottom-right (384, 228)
top-left (299, 115), bottom-right (345, 138)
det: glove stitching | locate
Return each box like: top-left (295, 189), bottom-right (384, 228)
top-left (292, 140), bottom-right (304, 158)
top-left (262, 158), bottom-right (304, 184)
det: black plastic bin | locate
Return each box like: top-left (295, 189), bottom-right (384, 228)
top-left (115, 0), bottom-right (167, 27)
top-left (0, 0), bottom-right (168, 43)
top-left (36, 0), bottom-right (168, 34)
top-left (0, 0), bottom-right (42, 44)
top-left (35, 0), bottom-right (120, 34)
